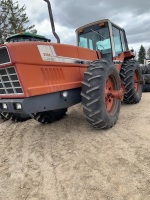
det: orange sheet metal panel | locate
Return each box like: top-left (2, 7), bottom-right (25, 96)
top-left (77, 46), bottom-right (98, 60)
top-left (15, 63), bottom-right (82, 97)
top-left (7, 42), bottom-right (97, 65)
top-left (2, 42), bottom-right (98, 98)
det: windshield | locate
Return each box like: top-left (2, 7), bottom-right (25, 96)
top-left (78, 26), bottom-right (112, 59)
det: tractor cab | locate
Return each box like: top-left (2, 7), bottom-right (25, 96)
top-left (6, 32), bottom-right (51, 43)
top-left (76, 19), bottom-right (129, 60)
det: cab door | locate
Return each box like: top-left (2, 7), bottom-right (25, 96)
top-left (112, 26), bottom-right (128, 57)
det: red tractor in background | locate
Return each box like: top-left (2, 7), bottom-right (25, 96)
top-left (0, 0), bottom-right (142, 129)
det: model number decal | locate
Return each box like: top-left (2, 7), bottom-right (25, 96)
top-left (37, 44), bottom-right (92, 64)
top-left (43, 53), bottom-right (51, 57)
top-left (38, 45), bottom-right (57, 61)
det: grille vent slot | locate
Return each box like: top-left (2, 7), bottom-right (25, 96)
top-left (0, 66), bottom-right (23, 94)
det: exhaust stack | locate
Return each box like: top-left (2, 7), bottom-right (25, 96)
top-left (43, 0), bottom-right (60, 43)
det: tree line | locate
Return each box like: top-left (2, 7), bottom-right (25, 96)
top-left (138, 45), bottom-right (150, 64)
top-left (0, 0), bottom-right (36, 44)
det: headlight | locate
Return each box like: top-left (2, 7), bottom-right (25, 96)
top-left (15, 103), bottom-right (22, 110)
top-left (62, 91), bottom-right (68, 98)
top-left (2, 103), bottom-right (8, 110)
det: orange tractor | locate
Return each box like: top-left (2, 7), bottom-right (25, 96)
top-left (0, 0), bottom-right (142, 129)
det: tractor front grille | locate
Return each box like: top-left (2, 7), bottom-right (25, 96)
top-left (0, 47), bottom-right (10, 65)
top-left (0, 66), bottom-right (23, 95)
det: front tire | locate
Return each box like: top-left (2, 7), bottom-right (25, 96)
top-left (0, 113), bottom-right (8, 121)
top-left (31, 108), bottom-right (67, 124)
top-left (1, 112), bottom-right (31, 122)
top-left (81, 59), bottom-right (121, 129)
top-left (120, 60), bottom-right (142, 104)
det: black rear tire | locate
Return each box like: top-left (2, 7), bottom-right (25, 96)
top-left (141, 66), bottom-right (146, 74)
top-left (81, 59), bottom-right (121, 129)
top-left (1, 112), bottom-right (31, 122)
top-left (120, 60), bottom-right (142, 104)
top-left (143, 74), bottom-right (150, 84)
top-left (31, 108), bottom-right (67, 124)
top-left (142, 84), bottom-right (150, 92)
top-left (142, 65), bottom-right (150, 74)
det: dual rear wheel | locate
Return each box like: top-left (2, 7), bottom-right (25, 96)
top-left (81, 59), bottom-right (142, 129)
top-left (120, 60), bottom-right (142, 104)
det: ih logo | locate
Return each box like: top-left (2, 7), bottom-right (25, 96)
top-left (37, 45), bottom-right (57, 61)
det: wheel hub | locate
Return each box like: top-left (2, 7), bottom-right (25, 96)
top-left (105, 79), bottom-right (114, 112)
top-left (105, 78), bottom-right (123, 112)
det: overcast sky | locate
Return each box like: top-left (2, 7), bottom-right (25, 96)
top-left (18, 0), bottom-right (150, 53)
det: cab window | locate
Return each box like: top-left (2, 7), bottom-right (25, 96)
top-left (112, 26), bottom-right (122, 56)
top-left (120, 30), bottom-right (127, 52)
top-left (112, 26), bottom-right (128, 56)
top-left (78, 26), bottom-right (112, 59)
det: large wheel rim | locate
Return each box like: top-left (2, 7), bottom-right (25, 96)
top-left (105, 75), bottom-right (116, 112)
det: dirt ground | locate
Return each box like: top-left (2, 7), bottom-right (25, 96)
top-left (0, 93), bottom-right (150, 200)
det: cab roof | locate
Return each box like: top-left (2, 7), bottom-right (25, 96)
top-left (76, 19), bottom-right (124, 33)
top-left (6, 32), bottom-right (50, 42)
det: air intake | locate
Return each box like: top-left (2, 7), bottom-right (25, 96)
top-left (0, 66), bottom-right (23, 94)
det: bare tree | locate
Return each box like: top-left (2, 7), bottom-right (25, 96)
top-left (0, 0), bottom-right (37, 43)
top-left (0, 0), bottom-right (10, 43)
